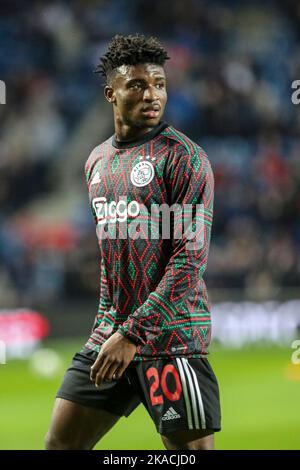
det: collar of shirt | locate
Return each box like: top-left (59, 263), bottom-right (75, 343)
top-left (111, 121), bottom-right (169, 149)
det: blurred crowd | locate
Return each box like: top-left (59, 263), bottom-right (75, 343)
top-left (0, 0), bottom-right (299, 307)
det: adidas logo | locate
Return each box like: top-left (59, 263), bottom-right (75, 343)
top-left (161, 407), bottom-right (181, 421)
top-left (91, 171), bottom-right (100, 185)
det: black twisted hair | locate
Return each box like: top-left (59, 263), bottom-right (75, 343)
top-left (95, 34), bottom-right (169, 83)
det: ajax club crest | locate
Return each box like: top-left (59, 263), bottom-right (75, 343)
top-left (130, 159), bottom-right (154, 187)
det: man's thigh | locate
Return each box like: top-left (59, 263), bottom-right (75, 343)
top-left (45, 398), bottom-right (120, 450)
top-left (45, 348), bottom-right (141, 449)
top-left (161, 429), bottom-right (214, 450)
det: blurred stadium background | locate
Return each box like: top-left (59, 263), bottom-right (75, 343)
top-left (0, 0), bottom-right (299, 450)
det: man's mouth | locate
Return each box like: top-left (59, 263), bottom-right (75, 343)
top-left (141, 105), bottom-right (160, 118)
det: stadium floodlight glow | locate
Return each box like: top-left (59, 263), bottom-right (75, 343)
top-left (0, 80), bottom-right (6, 104)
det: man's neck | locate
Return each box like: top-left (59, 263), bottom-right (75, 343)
top-left (114, 115), bottom-right (156, 143)
top-left (115, 125), bottom-right (155, 143)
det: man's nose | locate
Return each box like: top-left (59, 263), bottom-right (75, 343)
top-left (143, 85), bottom-right (158, 101)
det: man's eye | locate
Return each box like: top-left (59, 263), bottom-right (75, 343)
top-left (131, 83), bottom-right (142, 90)
top-left (156, 83), bottom-right (165, 89)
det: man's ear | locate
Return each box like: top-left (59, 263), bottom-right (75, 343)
top-left (104, 85), bottom-right (116, 104)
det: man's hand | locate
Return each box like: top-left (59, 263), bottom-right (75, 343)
top-left (90, 332), bottom-right (137, 388)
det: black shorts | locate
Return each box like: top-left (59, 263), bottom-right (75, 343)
top-left (56, 348), bottom-right (221, 435)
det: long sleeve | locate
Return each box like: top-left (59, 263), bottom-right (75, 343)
top-left (118, 147), bottom-right (214, 347)
top-left (84, 149), bottom-right (113, 334)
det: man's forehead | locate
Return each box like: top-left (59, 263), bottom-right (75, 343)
top-left (115, 63), bottom-right (165, 80)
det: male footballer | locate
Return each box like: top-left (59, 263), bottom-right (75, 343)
top-left (45, 34), bottom-right (221, 450)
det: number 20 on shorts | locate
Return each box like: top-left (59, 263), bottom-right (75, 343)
top-left (146, 365), bottom-right (182, 406)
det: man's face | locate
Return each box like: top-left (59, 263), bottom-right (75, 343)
top-left (105, 63), bottom-right (167, 129)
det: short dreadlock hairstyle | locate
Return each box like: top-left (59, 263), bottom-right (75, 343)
top-left (95, 34), bottom-right (170, 83)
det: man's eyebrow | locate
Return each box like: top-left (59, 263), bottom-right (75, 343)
top-left (126, 78), bottom-right (145, 84)
top-left (126, 76), bottom-right (166, 83)
top-left (153, 75), bottom-right (166, 80)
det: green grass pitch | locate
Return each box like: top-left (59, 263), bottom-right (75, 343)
top-left (0, 339), bottom-right (299, 449)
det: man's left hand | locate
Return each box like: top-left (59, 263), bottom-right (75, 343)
top-left (90, 332), bottom-right (137, 388)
